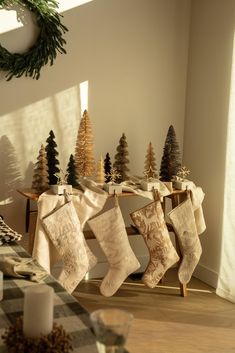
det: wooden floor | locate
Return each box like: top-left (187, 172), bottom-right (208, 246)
top-left (74, 269), bottom-right (235, 353)
top-left (19, 236), bottom-right (235, 352)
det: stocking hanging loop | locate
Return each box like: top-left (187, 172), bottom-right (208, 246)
top-left (64, 190), bottom-right (72, 203)
top-left (186, 187), bottom-right (191, 200)
top-left (112, 191), bottom-right (119, 207)
top-left (152, 187), bottom-right (161, 201)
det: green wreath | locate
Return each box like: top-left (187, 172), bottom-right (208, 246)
top-left (0, 0), bottom-right (68, 80)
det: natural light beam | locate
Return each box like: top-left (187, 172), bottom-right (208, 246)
top-left (58, 0), bottom-right (93, 13)
top-left (216, 32), bottom-right (235, 303)
top-left (80, 80), bottom-right (89, 116)
top-left (0, 0), bottom-right (93, 34)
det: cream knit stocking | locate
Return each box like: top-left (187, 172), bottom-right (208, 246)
top-left (131, 200), bottom-right (179, 288)
top-left (88, 200), bottom-right (140, 297)
top-left (72, 178), bottom-right (108, 271)
top-left (42, 201), bottom-right (89, 293)
top-left (168, 198), bottom-right (202, 284)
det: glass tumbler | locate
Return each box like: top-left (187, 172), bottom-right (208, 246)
top-left (90, 308), bottom-right (133, 353)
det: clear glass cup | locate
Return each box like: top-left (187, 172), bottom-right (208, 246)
top-left (90, 308), bottom-right (133, 353)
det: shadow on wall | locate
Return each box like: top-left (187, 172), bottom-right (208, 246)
top-left (0, 135), bottom-right (22, 203)
top-left (0, 135), bottom-right (23, 222)
top-left (24, 161), bottom-right (34, 188)
top-left (0, 84), bottom-right (83, 232)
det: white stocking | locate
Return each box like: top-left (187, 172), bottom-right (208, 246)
top-left (72, 178), bottom-right (108, 271)
top-left (168, 198), bottom-right (202, 284)
top-left (88, 199), bottom-right (140, 297)
top-left (42, 201), bottom-right (89, 293)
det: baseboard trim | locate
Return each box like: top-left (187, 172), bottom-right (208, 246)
top-left (193, 263), bottom-right (218, 289)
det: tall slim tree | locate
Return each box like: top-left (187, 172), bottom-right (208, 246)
top-left (104, 152), bottom-right (112, 183)
top-left (96, 155), bottom-right (105, 184)
top-left (45, 130), bottom-right (60, 185)
top-left (159, 125), bottom-right (181, 181)
top-left (66, 154), bottom-right (79, 187)
top-left (74, 110), bottom-right (96, 177)
top-left (144, 142), bottom-right (158, 179)
top-left (113, 133), bottom-right (130, 183)
top-left (32, 144), bottom-right (49, 193)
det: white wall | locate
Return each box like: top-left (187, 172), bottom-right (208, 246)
top-left (184, 0), bottom-right (235, 286)
top-left (0, 0), bottom-right (191, 236)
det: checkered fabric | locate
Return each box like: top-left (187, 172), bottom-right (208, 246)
top-left (0, 218), bottom-right (22, 245)
top-left (0, 242), bottom-right (98, 353)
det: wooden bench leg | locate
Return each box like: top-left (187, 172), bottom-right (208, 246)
top-left (180, 283), bottom-right (187, 297)
top-left (169, 194), bottom-right (188, 297)
top-left (28, 211), bottom-right (38, 255)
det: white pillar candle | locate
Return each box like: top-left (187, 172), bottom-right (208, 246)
top-left (23, 284), bottom-right (54, 338)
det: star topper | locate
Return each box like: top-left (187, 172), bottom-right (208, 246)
top-left (176, 166), bottom-right (190, 181)
top-left (143, 166), bottom-right (158, 181)
top-left (55, 169), bottom-right (68, 185)
top-left (107, 167), bottom-right (121, 184)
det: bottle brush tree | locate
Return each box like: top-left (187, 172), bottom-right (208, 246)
top-left (66, 154), bottom-right (79, 187)
top-left (45, 130), bottom-right (60, 185)
top-left (74, 110), bottom-right (96, 177)
top-left (113, 133), bottom-right (130, 183)
top-left (104, 152), bottom-right (112, 183)
top-left (143, 142), bottom-right (158, 179)
top-left (159, 125), bottom-right (181, 181)
top-left (96, 155), bottom-right (105, 184)
top-left (31, 144), bottom-right (49, 193)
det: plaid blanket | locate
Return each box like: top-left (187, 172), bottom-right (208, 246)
top-left (0, 242), bottom-right (97, 353)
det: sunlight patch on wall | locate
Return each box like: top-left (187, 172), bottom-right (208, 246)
top-left (224, 34), bottom-right (235, 186)
top-left (58, 0), bottom-right (93, 13)
top-left (216, 32), bottom-right (235, 302)
top-left (0, 0), bottom-right (93, 34)
top-left (0, 84), bottom-right (84, 205)
top-left (0, 9), bottom-right (22, 34)
top-left (80, 80), bottom-right (89, 116)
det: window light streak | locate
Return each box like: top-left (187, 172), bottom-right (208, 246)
top-left (86, 279), bottom-right (213, 293)
top-left (80, 80), bottom-right (89, 116)
top-left (0, 10), bottom-right (22, 34)
top-left (0, 0), bottom-right (93, 34)
top-left (0, 197), bottom-right (13, 206)
top-left (221, 32), bottom-right (235, 236)
top-left (58, 0), bottom-right (93, 13)
top-left (216, 32), bottom-right (235, 300)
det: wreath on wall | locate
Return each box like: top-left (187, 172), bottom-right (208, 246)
top-left (0, 0), bottom-right (68, 80)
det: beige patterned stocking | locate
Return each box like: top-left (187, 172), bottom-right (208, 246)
top-left (130, 201), bottom-right (179, 288)
top-left (168, 198), bottom-right (202, 284)
top-left (88, 201), bottom-right (140, 297)
top-left (42, 201), bottom-right (89, 293)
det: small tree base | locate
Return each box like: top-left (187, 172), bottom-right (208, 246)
top-left (173, 180), bottom-right (194, 190)
top-left (140, 180), bottom-right (160, 191)
top-left (50, 184), bottom-right (73, 195)
top-left (2, 317), bottom-right (73, 353)
top-left (104, 183), bottom-right (122, 195)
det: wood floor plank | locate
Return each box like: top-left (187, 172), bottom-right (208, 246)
top-left (74, 269), bottom-right (235, 353)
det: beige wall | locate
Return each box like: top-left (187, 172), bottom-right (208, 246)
top-left (184, 0), bottom-right (235, 285)
top-left (0, 0), bottom-right (191, 234)
top-left (1, 0), bottom-right (234, 288)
